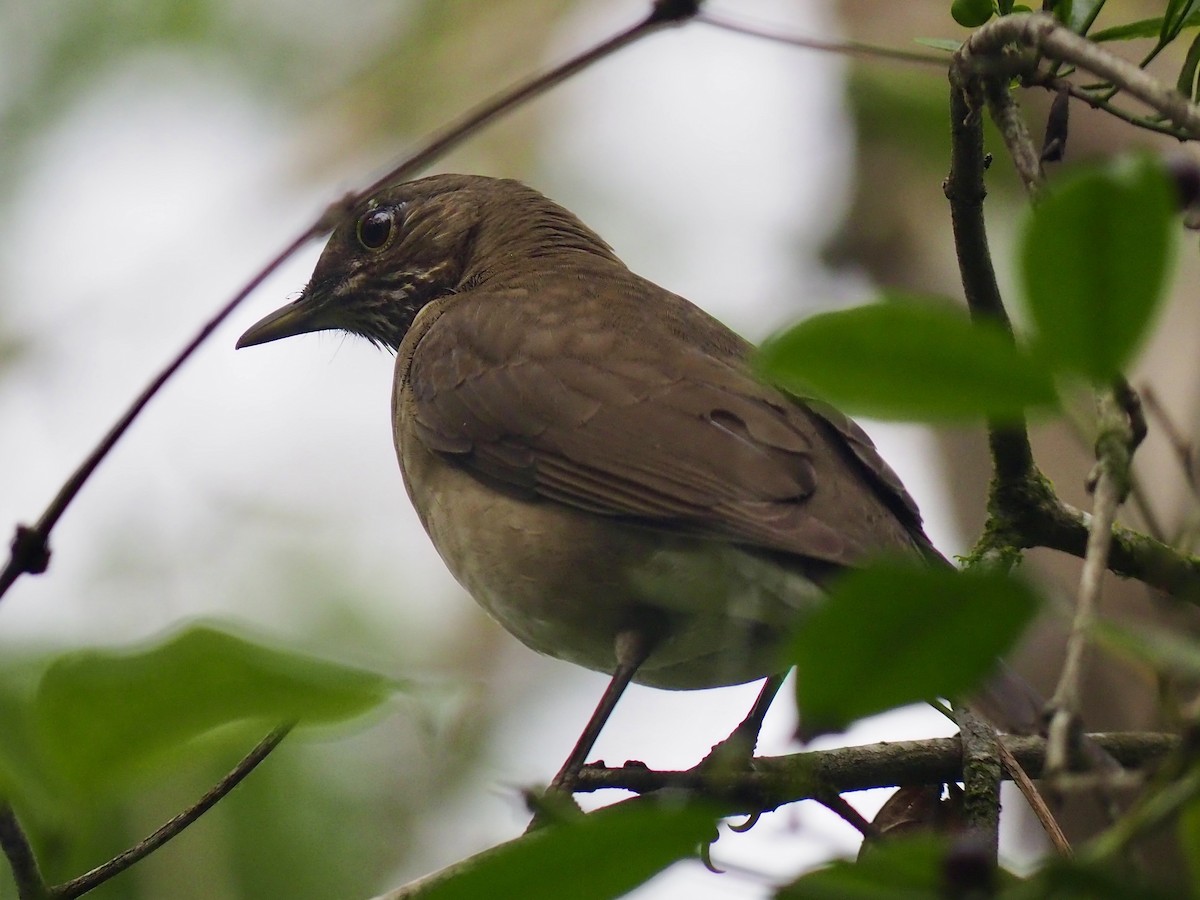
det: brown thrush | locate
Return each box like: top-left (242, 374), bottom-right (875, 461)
top-left (237, 174), bottom-right (969, 788)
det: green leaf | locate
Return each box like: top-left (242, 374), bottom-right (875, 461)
top-left (914, 37), bottom-right (964, 53)
top-left (407, 799), bottom-right (715, 900)
top-left (1043, 0), bottom-right (1070, 24)
top-left (1067, 0), bottom-right (1104, 34)
top-left (1165, 0), bottom-right (1200, 41)
top-left (757, 295), bottom-right (1058, 422)
top-left (0, 655), bottom-right (63, 816)
top-left (1092, 11), bottom-right (1200, 42)
top-left (1092, 620), bottom-right (1200, 679)
top-left (1019, 156), bottom-right (1175, 382)
top-left (1178, 31), bottom-right (1200, 101)
top-left (34, 624), bottom-right (399, 792)
top-left (787, 563), bottom-right (1040, 735)
top-left (776, 836), bottom-right (945, 898)
top-left (951, 0), bottom-right (993, 28)
top-left (1001, 858), bottom-right (1179, 899)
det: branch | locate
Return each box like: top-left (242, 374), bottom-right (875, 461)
top-left (570, 732), bottom-right (1174, 813)
top-left (982, 76), bottom-right (1043, 197)
top-left (372, 733), bottom-right (1170, 900)
top-left (946, 40), bottom-right (1200, 602)
top-left (53, 724), bottom-right (292, 899)
top-left (0, 804), bottom-right (49, 900)
top-left (373, 733), bottom-right (1172, 898)
top-left (954, 706), bottom-right (1001, 859)
top-left (998, 481), bottom-right (1200, 599)
top-left (954, 12), bottom-right (1200, 138)
top-left (0, 0), bottom-right (697, 607)
top-left (1027, 73), bottom-right (1195, 140)
top-left (945, 80), bottom-right (1036, 486)
top-left (1047, 391), bottom-right (1134, 776)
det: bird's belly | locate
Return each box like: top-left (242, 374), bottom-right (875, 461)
top-left (400, 443), bottom-right (823, 690)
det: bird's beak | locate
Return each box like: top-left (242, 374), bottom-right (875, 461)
top-left (236, 293), bottom-right (335, 349)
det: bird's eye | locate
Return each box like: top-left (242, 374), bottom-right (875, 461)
top-left (356, 208), bottom-right (397, 250)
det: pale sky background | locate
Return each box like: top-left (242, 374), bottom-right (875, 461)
top-left (0, 2), bottom-right (1004, 897)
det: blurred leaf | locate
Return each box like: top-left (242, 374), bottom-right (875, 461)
top-left (215, 734), bottom-right (415, 900)
top-left (1001, 858), bottom-right (1179, 899)
top-left (776, 836), bottom-right (945, 898)
top-left (0, 656), bottom-right (60, 817)
top-left (1041, 1), bottom-right (1067, 22)
top-left (1091, 17), bottom-right (1191, 42)
top-left (34, 623), bottom-right (400, 792)
top-left (788, 563), bottom-right (1040, 735)
top-left (757, 295), bottom-right (1057, 422)
top-left (913, 38), bottom-right (962, 52)
top-left (1093, 620), bottom-right (1200, 679)
top-left (1019, 156), bottom-right (1175, 383)
top-left (407, 799), bottom-right (715, 900)
top-left (1091, 7), bottom-right (1200, 42)
top-left (847, 69), bottom-right (962, 167)
top-left (1181, 790), bottom-right (1200, 890)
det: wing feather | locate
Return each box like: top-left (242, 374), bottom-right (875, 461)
top-left (402, 286), bottom-right (925, 567)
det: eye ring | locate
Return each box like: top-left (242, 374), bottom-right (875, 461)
top-left (356, 207), bottom-right (398, 251)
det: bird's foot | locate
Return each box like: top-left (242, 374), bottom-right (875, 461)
top-left (523, 782), bottom-right (585, 834)
top-left (692, 722), bottom-right (760, 777)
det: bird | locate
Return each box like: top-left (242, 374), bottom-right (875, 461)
top-left (236, 174), bottom-right (1009, 790)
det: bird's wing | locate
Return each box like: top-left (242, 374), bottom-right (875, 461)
top-left (401, 290), bottom-right (925, 567)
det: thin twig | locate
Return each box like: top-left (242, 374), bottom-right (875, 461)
top-left (1140, 385), bottom-right (1200, 551)
top-left (1058, 387), bottom-right (1169, 546)
top-left (1029, 74), bottom-right (1195, 139)
top-left (1125, 480), bottom-right (1170, 546)
top-left (982, 78), bottom-right (1044, 197)
top-left (995, 740), bottom-right (1073, 857)
top-left (54, 724), bottom-right (293, 899)
top-left (815, 793), bottom-right (876, 839)
top-left (1046, 393), bottom-right (1131, 776)
top-left (0, 226), bottom-right (313, 602)
top-left (698, 11), bottom-right (949, 67)
top-left (1142, 386), bottom-right (1200, 499)
top-left (355, 0), bottom-right (696, 202)
top-left (0, 0), bottom-right (692, 607)
top-left (0, 804), bottom-right (49, 900)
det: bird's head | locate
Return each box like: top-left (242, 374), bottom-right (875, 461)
top-left (236, 174), bottom-right (616, 352)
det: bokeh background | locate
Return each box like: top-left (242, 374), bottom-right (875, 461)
top-left (1, 1), bottom-right (1197, 897)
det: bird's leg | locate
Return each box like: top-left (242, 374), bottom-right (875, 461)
top-left (548, 627), bottom-right (656, 794)
top-left (697, 672), bottom-right (787, 772)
